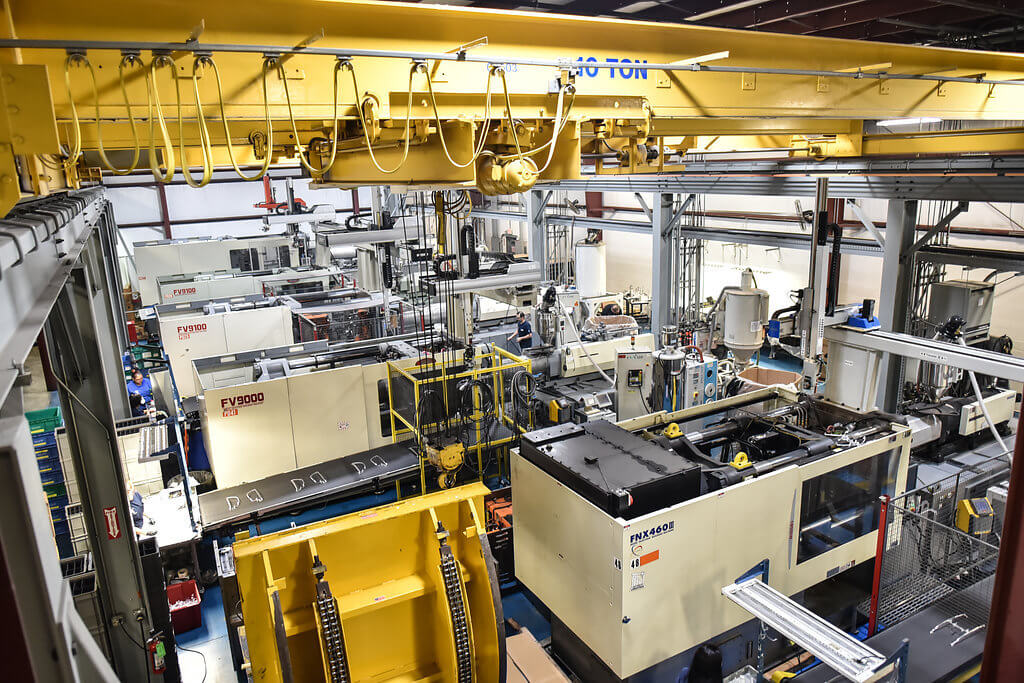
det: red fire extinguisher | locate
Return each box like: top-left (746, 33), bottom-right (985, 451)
top-left (147, 634), bottom-right (167, 674)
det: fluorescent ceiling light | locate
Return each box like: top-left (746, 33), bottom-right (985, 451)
top-left (686, 0), bottom-right (764, 22)
top-left (671, 50), bottom-right (730, 66)
top-left (876, 117), bottom-right (941, 127)
top-left (617, 1), bottom-right (660, 13)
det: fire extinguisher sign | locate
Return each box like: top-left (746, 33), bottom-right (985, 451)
top-left (103, 506), bottom-right (122, 540)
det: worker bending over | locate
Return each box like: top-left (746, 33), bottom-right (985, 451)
top-left (508, 311), bottom-right (534, 350)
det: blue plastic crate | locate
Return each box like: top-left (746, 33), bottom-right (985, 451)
top-left (52, 518), bottom-right (70, 537)
top-left (53, 532), bottom-right (74, 559)
top-left (32, 431), bottom-right (57, 448)
top-left (36, 451), bottom-right (61, 469)
top-left (48, 494), bottom-right (70, 521)
top-left (38, 465), bottom-right (64, 486)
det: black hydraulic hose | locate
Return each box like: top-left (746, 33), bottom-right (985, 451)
top-left (344, 210), bottom-right (373, 229)
top-left (707, 437), bottom-right (836, 489)
top-left (382, 250), bottom-right (394, 289)
top-left (815, 216), bottom-right (843, 317)
top-left (459, 224), bottom-right (479, 278)
top-left (771, 304), bottom-right (800, 320)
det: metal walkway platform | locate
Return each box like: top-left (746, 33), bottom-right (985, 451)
top-left (722, 578), bottom-right (894, 683)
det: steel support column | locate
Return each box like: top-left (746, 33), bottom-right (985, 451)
top-left (47, 243), bottom-right (154, 682)
top-left (652, 192), bottom-right (675, 347)
top-left (525, 189), bottom-right (549, 278)
top-left (97, 203), bottom-right (128, 353)
top-left (0, 188), bottom-right (118, 683)
top-left (876, 199), bottom-right (919, 412)
top-left (89, 206), bottom-right (130, 419)
top-left (800, 179), bottom-right (830, 389)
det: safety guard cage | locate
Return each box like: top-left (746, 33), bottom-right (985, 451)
top-left (386, 347), bottom-right (532, 491)
top-left (865, 488), bottom-right (1002, 648)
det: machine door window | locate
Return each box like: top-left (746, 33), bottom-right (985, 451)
top-left (277, 245), bottom-right (292, 268)
top-left (229, 248), bottom-right (258, 272)
top-left (797, 449), bottom-right (898, 564)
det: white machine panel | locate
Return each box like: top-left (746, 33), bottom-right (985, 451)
top-left (959, 389), bottom-right (1015, 436)
top-left (135, 235), bottom-right (297, 305)
top-left (513, 411), bottom-right (911, 678)
top-left (158, 307), bottom-right (293, 399)
top-left (615, 349), bottom-right (653, 421)
top-left (159, 276), bottom-right (260, 304)
top-left (197, 356), bottom-right (418, 489)
top-left (289, 367), bottom-right (372, 469)
top-left (200, 377), bottom-right (297, 487)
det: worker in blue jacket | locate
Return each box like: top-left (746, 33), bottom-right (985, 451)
top-left (508, 311), bottom-right (534, 350)
top-left (126, 368), bottom-right (153, 416)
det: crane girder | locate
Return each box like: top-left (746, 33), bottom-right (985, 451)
top-left (0, 0), bottom-right (1023, 209)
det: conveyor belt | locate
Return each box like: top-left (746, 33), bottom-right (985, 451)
top-left (199, 443), bottom-right (418, 529)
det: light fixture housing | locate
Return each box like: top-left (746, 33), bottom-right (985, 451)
top-left (876, 117), bottom-right (942, 127)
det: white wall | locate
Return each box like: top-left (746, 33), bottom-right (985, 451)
top-left (107, 174), bottom-right (373, 249)
top-left (597, 192), bottom-right (1024, 355)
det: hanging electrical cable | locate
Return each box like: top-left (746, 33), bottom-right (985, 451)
top-left (174, 55), bottom-right (214, 188)
top-left (423, 64), bottom-right (495, 169)
top-left (57, 52), bottom-right (88, 170)
top-left (496, 67), bottom-right (525, 161)
top-left (497, 81), bottom-right (576, 174)
top-left (280, 57), bottom-right (345, 177)
top-left (343, 59), bottom-right (419, 175)
top-left (145, 54), bottom-right (177, 183)
top-left (80, 53), bottom-right (144, 175)
top-left (207, 55), bottom-right (274, 181)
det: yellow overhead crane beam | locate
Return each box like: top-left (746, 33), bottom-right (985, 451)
top-left (1, 0), bottom-right (1024, 213)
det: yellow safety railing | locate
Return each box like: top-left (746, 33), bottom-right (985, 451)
top-left (386, 346), bottom-right (532, 493)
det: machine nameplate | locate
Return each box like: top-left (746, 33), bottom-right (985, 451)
top-left (628, 520), bottom-right (675, 545)
top-left (177, 322), bottom-right (207, 340)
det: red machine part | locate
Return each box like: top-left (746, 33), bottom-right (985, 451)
top-left (486, 497), bottom-right (512, 530)
top-left (980, 411), bottom-right (1024, 682)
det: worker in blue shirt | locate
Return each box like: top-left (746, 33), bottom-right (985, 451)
top-left (508, 311), bottom-right (534, 350)
top-left (126, 368), bottom-right (153, 416)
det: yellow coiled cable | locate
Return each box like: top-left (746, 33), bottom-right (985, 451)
top-left (174, 55), bottom-right (214, 188)
top-left (343, 60), bottom-right (418, 175)
top-left (56, 53), bottom-right (87, 170)
top-left (422, 63), bottom-right (495, 169)
top-left (279, 57), bottom-right (344, 178)
top-left (207, 56), bottom-right (274, 181)
top-left (78, 53), bottom-right (144, 175)
top-left (146, 55), bottom-right (177, 183)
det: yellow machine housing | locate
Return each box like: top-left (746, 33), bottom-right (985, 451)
top-left (4, 1), bottom-right (1024, 212)
top-left (233, 483), bottom-right (504, 683)
top-left (955, 497), bottom-right (995, 537)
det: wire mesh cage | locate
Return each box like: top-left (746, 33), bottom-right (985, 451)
top-left (867, 494), bottom-right (1000, 647)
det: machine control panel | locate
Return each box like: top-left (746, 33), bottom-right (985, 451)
top-left (682, 358), bottom-right (719, 408)
top-left (615, 350), bottom-right (654, 421)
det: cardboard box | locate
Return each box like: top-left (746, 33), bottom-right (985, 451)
top-left (506, 628), bottom-right (570, 683)
top-left (737, 366), bottom-right (801, 389)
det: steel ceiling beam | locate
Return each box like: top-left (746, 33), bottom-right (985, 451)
top-left (938, 0), bottom-right (1024, 21)
top-left (702, 0), bottom-right (876, 29)
top-left (811, 5), bottom-right (991, 39)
